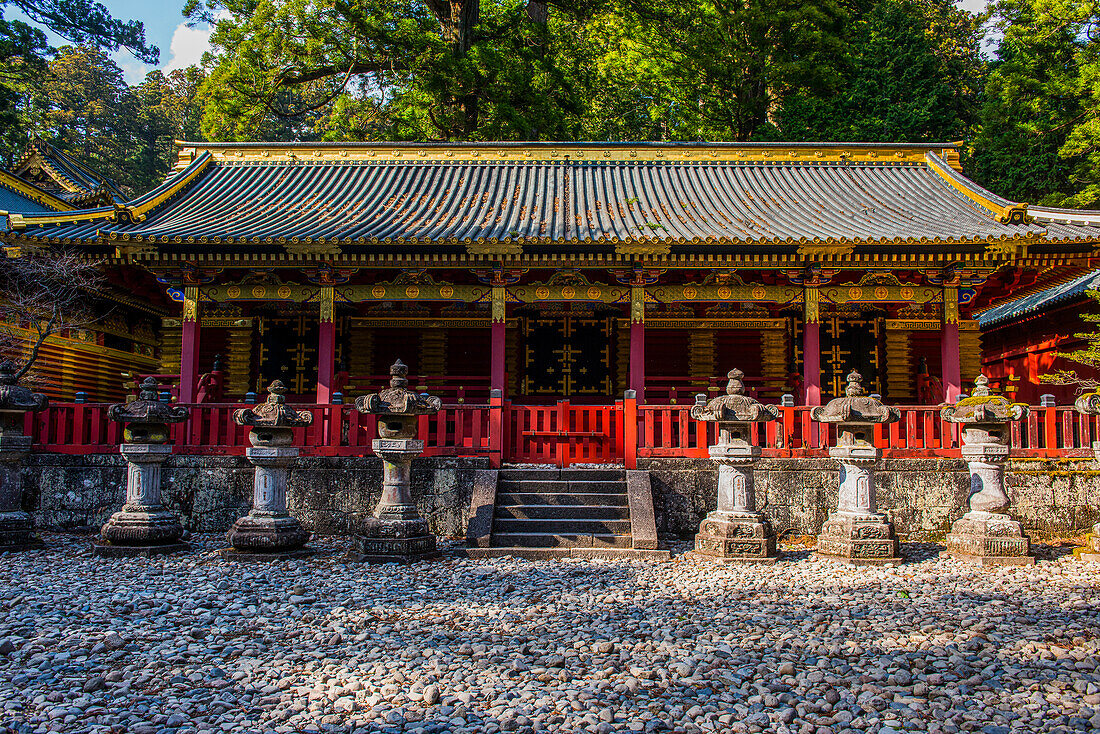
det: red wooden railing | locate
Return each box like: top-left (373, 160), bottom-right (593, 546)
top-left (24, 400), bottom-right (1097, 466)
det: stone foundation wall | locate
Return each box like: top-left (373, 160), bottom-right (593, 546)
top-left (20, 454), bottom-right (1100, 540)
top-left (24, 454), bottom-right (486, 538)
top-left (642, 456), bottom-right (1100, 540)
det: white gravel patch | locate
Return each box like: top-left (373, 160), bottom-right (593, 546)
top-left (0, 535), bottom-right (1097, 734)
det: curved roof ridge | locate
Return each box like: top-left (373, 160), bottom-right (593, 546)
top-left (0, 168), bottom-right (75, 213)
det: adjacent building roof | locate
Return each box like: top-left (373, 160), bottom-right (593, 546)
top-left (979, 269), bottom-right (1100, 327)
top-left (12, 139), bottom-right (124, 206)
top-left (0, 168), bottom-right (74, 222)
top-left (3, 141), bottom-right (1100, 256)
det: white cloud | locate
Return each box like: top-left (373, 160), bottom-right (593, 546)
top-left (956, 0), bottom-right (991, 12)
top-left (163, 22), bottom-right (213, 73)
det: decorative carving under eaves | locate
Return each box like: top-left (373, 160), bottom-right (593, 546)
top-left (471, 268), bottom-right (526, 286)
top-left (702, 270), bottom-right (747, 286)
top-left (610, 268), bottom-right (664, 286)
top-left (784, 267), bottom-right (836, 286)
top-left (546, 269), bottom-right (592, 287)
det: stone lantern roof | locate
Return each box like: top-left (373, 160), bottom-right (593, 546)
top-left (108, 378), bottom-right (189, 425)
top-left (233, 380), bottom-right (314, 428)
top-left (810, 371), bottom-right (899, 426)
top-left (689, 369), bottom-right (778, 423)
top-left (941, 375), bottom-right (1028, 424)
top-left (355, 360), bottom-right (443, 416)
top-left (0, 361), bottom-right (48, 416)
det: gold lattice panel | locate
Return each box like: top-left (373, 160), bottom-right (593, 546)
top-left (420, 330), bottom-right (447, 376)
top-left (506, 326), bottom-right (520, 396)
top-left (884, 329), bottom-right (913, 402)
top-left (159, 322), bottom-right (181, 374)
top-left (960, 325), bottom-right (981, 387)
top-left (614, 321), bottom-right (630, 395)
top-left (225, 325), bottom-right (253, 397)
top-left (761, 329), bottom-right (787, 396)
top-left (688, 331), bottom-right (716, 379)
top-left (348, 328), bottom-right (373, 375)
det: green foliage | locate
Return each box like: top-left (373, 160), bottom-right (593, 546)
top-left (1042, 291), bottom-right (1100, 391)
top-left (15, 46), bottom-right (204, 195)
top-left (191, 0), bottom-right (847, 142)
top-left (966, 0), bottom-right (1100, 208)
top-left (772, 0), bottom-right (984, 142)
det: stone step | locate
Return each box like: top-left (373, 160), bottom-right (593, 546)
top-left (489, 532), bottom-right (634, 548)
top-left (492, 518), bottom-right (633, 535)
top-left (495, 492), bottom-right (629, 507)
top-left (497, 479), bottom-right (627, 494)
top-left (495, 504), bottom-right (630, 521)
top-left (498, 468), bottom-right (625, 482)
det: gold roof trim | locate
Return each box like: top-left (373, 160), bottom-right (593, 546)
top-left (925, 153), bottom-right (1031, 224)
top-left (0, 170), bottom-right (76, 212)
top-left (174, 141), bottom-right (962, 168)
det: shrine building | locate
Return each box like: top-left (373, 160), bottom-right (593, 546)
top-left (3, 141), bottom-right (1100, 410)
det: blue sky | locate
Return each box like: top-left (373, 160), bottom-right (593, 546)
top-left (19, 0), bottom-right (993, 85)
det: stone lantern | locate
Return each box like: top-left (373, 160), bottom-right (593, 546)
top-left (0, 361), bottom-right (48, 550)
top-left (811, 370), bottom-right (903, 566)
top-left (690, 368), bottom-right (780, 562)
top-left (941, 374), bottom-right (1034, 565)
top-left (223, 380), bottom-right (314, 559)
top-left (1073, 391), bottom-right (1100, 561)
top-left (352, 359), bottom-right (442, 562)
top-left (95, 377), bottom-right (190, 557)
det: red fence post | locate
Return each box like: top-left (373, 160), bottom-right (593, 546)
top-left (624, 390), bottom-right (638, 470)
top-left (488, 389), bottom-right (503, 468)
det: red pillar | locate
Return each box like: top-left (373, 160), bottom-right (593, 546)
top-left (316, 286), bottom-right (335, 403)
top-left (803, 286), bottom-right (821, 406)
top-left (629, 321), bottom-right (645, 403)
top-left (179, 286), bottom-right (200, 404)
top-left (491, 286), bottom-right (506, 395)
top-left (941, 322), bottom-right (961, 403)
top-left (629, 285), bottom-right (645, 403)
top-left (803, 322), bottom-right (821, 406)
top-left (942, 285), bottom-right (962, 403)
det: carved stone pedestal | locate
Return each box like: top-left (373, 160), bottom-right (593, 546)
top-left (350, 438), bottom-right (438, 562)
top-left (943, 376), bottom-right (1033, 566)
top-left (1076, 441), bottom-right (1100, 561)
top-left (946, 511), bottom-right (1033, 566)
top-left (221, 446), bottom-right (312, 561)
top-left (694, 447), bottom-right (776, 563)
top-left (0, 434), bottom-right (41, 550)
top-left (816, 450), bottom-right (902, 566)
top-left (95, 443), bottom-right (188, 557)
top-left (946, 443), bottom-right (1034, 566)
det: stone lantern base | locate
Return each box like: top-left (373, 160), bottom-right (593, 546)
top-left (219, 515), bottom-right (314, 561)
top-left (816, 512), bottom-right (902, 567)
top-left (93, 443), bottom-right (189, 558)
top-left (1074, 529), bottom-right (1100, 562)
top-left (349, 515), bottom-right (439, 563)
top-left (0, 510), bottom-right (44, 551)
top-left (946, 511), bottom-right (1034, 566)
top-left (694, 511), bottom-right (777, 563)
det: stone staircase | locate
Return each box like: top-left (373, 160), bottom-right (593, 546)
top-left (465, 468), bottom-right (670, 560)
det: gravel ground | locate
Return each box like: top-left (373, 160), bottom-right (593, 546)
top-left (0, 534), bottom-right (1097, 734)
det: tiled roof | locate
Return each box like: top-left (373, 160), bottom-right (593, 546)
top-left (13, 140), bottom-right (125, 205)
top-left (979, 269), bottom-right (1100, 327)
top-left (4, 142), bottom-right (1100, 253)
